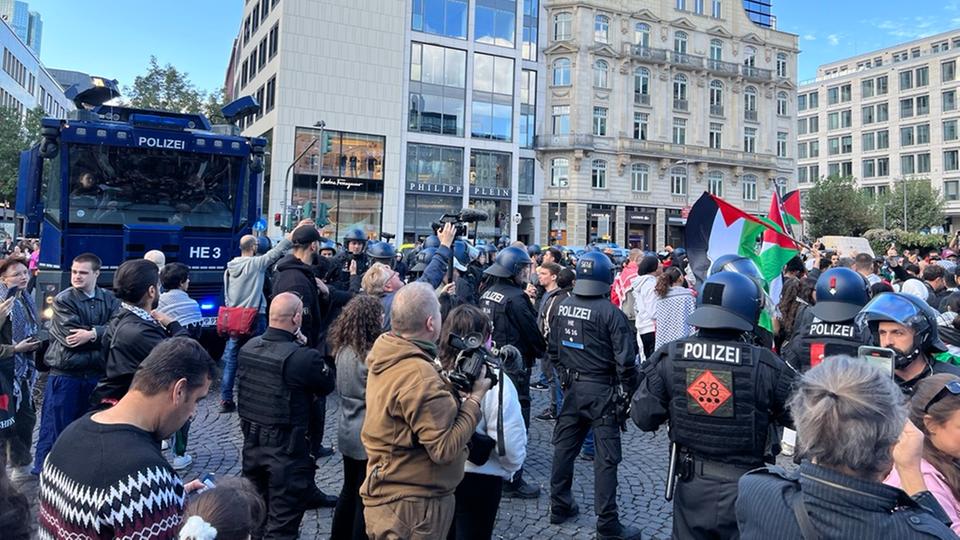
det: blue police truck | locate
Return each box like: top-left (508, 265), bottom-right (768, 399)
top-left (16, 76), bottom-right (265, 334)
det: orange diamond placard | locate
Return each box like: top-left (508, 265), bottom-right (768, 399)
top-left (686, 369), bottom-right (732, 415)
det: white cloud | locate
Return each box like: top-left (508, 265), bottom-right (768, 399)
top-left (827, 34), bottom-right (840, 46)
top-left (802, 34), bottom-right (817, 41)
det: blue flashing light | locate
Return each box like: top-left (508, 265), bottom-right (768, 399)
top-left (200, 302), bottom-right (216, 311)
top-left (129, 113), bottom-right (193, 131)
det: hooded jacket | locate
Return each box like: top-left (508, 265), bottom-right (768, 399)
top-left (223, 237), bottom-right (291, 313)
top-left (272, 254), bottom-right (326, 348)
top-left (360, 333), bottom-right (481, 507)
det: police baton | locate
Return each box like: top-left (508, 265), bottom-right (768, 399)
top-left (665, 441), bottom-right (679, 502)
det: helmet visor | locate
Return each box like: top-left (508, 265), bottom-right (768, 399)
top-left (855, 293), bottom-right (926, 328)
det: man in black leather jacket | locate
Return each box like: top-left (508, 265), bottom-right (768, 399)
top-left (33, 253), bottom-right (119, 474)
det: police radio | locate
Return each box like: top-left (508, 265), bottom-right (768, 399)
top-left (858, 346), bottom-right (895, 377)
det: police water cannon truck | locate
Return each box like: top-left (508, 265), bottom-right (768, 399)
top-left (16, 74), bottom-right (266, 334)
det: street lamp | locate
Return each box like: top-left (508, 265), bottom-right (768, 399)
top-left (281, 120), bottom-right (325, 232)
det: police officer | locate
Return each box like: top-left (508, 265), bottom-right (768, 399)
top-left (709, 254), bottom-right (775, 349)
top-left (329, 228), bottom-right (369, 292)
top-left (782, 267), bottom-right (871, 372)
top-left (479, 245), bottom-right (545, 498)
top-left (367, 241), bottom-right (396, 269)
top-left (631, 272), bottom-right (797, 540)
top-left (548, 252), bottom-right (641, 540)
top-left (857, 292), bottom-right (960, 393)
top-left (238, 292), bottom-right (337, 538)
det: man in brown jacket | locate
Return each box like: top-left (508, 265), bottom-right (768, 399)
top-left (361, 281), bottom-right (492, 539)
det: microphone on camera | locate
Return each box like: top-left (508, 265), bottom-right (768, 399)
top-left (458, 208), bottom-right (489, 223)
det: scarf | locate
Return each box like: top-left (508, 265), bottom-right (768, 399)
top-left (0, 283), bottom-right (38, 411)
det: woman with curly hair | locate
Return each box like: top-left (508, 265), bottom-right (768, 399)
top-left (330, 294), bottom-right (384, 540)
top-left (778, 277), bottom-right (816, 346)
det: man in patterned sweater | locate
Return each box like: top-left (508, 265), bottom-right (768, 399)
top-left (37, 337), bottom-right (217, 539)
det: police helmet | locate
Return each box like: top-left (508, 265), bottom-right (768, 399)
top-left (423, 235), bottom-right (441, 249)
top-left (483, 244), bottom-right (498, 256)
top-left (856, 292), bottom-right (948, 368)
top-left (810, 267), bottom-right (870, 322)
top-left (368, 241), bottom-right (397, 268)
top-left (452, 240), bottom-right (470, 272)
top-left (527, 244), bottom-right (542, 257)
top-left (319, 238), bottom-right (337, 255)
top-left (343, 228), bottom-right (366, 244)
top-left (484, 246), bottom-right (532, 278)
top-left (688, 272), bottom-right (763, 332)
top-left (572, 251), bottom-right (614, 296)
top-left (496, 235), bottom-right (511, 249)
top-left (708, 254), bottom-right (763, 284)
top-left (411, 247), bottom-right (437, 273)
top-left (255, 236), bottom-right (272, 256)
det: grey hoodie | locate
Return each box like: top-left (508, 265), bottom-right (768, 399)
top-left (223, 237), bottom-right (292, 312)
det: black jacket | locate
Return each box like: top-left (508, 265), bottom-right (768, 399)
top-left (250, 327), bottom-right (335, 426)
top-left (44, 287), bottom-right (120, 377)
top-left (272, 254), bottom-right (325, 348)
top-left (91, 307), bottom-right (186, 406)
top-left (480, 277), bottom-right (546, 366)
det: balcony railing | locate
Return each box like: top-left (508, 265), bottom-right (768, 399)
top-left (630, 45), bottom-right (669, 62)
top-left (671, 51), bottom-right (704, 69)
top-left (710, 104), bottom-right (724, 116)
top-left (635, 93), bottom-right (650, 106)
top-left (707, 59), bottom-right (740, 76)
top-left (674, 99), bottom-right (689, 111)
top-left (744, 110), bottom-right (758, 122)
top-left (616, 137), bottom-right (780, 170)
top-left (535, 134), bottom-right (595, 150)
top-left (741, 65), bottom-right (773, 82)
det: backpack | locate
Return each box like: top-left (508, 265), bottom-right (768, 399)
top-left (620, 275), bottom-right (639, 321)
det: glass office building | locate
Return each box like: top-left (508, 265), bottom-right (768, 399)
top-left (742, 0), bottom-right (774, 28)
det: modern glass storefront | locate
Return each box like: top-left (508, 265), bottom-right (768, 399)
top-left (586, 203), bottom-right (616, 244)
top-left (625, 206), bottom-right (656, 250)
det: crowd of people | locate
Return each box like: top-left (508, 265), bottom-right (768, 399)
top-left (7, 219), bottom-right (960, 539)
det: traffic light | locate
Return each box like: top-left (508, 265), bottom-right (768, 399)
top-left (322, 132), bottom-right (334, 154)
top-left (274, 213), bottom-right (281, 227)
top-left (316, 202), bottom-right (330, 227)
top-left (303, 201), bottom-right (314, 220)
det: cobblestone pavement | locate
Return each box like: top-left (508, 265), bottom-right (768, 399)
top-left (19, 371), bottom-right (675, 539)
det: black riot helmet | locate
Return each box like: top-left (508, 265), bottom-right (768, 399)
top-left (484, 246), bottom-right (532, 279)
top-left (423, 235), bottom-right (441, 249)
top-left (708, 254), bottom-right (763, 284)
top-left (672, 247), bottom-right (689, 270)
top-left (496, 235), bottom-right (511, 249)
top-left (572, 251), bottom-right (615, 296)
top-left (367, 241), bottom-right (397, 268)
top-left (452, 240), bottom-right (471, 272)
top-left (527, 244), bottom-right (542, 257)
top-left (811, 267), bottom-right (870, 322)
top-left (856, 292), bottom-right (948, 369)
top-left (688, 271), bottom-right (763, 332)
top-left (318, 238), bottom-right (337, 256)
top-left (411, 247), bottom-right (437, 273)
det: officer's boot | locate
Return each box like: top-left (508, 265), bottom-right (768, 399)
top-left (596, 523), bottom-right (643, 540)
top-left (502, 469), bottom-right (541, 499)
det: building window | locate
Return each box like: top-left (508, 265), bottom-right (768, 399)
top-left (635, 23), bottom-right (650, 47)
top-left (798, 94), bottom-right (807, 111)
top-left (550, 157), bottom-right (569, 187)
top-left (409, 43), bottom-right (466, 137)
top-left (552, 105), bottom-right (570, 134)
top-left (475, 0), bottom-right (515, 47)
top-left (917, 95), bottom-right (930, 115)
top-left (878, 158), bottom-right (889, 176)
top-left (743, 46), bottom-right (756, 67)
top-left (798, 141), bottom-right (808, 158)
top-left (899, 69), bottom-right (913, 90)
top-left (594, 59), bottom-right (608, 88)
top-left (710, 80), bottom-right (724, 115)
top-left (708, 171), bottom-right (723, 196)
top-left (862, 105), bottom-right (874, 125)
top-left (777, 92), bottom-right (788, 116)
top-left (862, 78), bottom-right (874, 98)
top-left (742, 174), bottom-right (757, 201)
top-left (554, 12), bottom-right (572, 40)
top-left (591, 160), bottom-right (607, 189)
top-left (676, 0), bottom-right (685, 10)
top-left (945, 90), bottom-right (957, 112)
top-left (631, 163), bottom-right (649, 192)
top-left (710, 39), bottom-right (722, 61)
top-left (878, 130), bottom-right (889, 149)
top-left (877, 102), bottom-right (889, 122)
top-left (269, 23), bottom-right (279, 58)
top-left (798, 167), bottom-right (808, 183)
top-left (917, 124), bottom-right (930, 145)
top-left (553, 58), bottom-right (571, 86)
top-left (744, 127), bottom-right (757, 153)
top-left (673, 118), bottom-right (687, 145)
top-left (471, 52), bottom-right (514, 141)
top-left (594, 14), bottom-right (609, 43)
top-left (744, 86), bottom-right (757, 121)
top-left (947, 181), bottom-right (960, 201)
top-left (635, 67), bottom-right (650, 104)
top-left (265, 76), bottom-right (276, 112)
top-left (520, 70), bottom-right (536, 148)
top-left (670, 166), bottom-right (687, 195)
top-left (709, 122), bottom-right (722, 149)
top-left (877, 76), bottom-right (888, 95)
top-left (673, 74), bottom-right (688, 109)
top-left (777, 132), bottom-right (788, 157)
top-left (522, 0), bottom-right (538, 61)
top-left (862, 131), bottom-right (875, 151)
top-left (407, 143), bottom-right (464, 186)
top-left (712, 0), bottom-right (721, 17)
top-left (809, 116), bottom-right (819, 132)
top-left (901, 154), bottom-right (915, 175)
top-left (945, 119), bottom-right (959, 141)
top-left (841, 135), bottom-right (853, 154)
top-left (694, 0), bottom-right (705, 14)
top-left (674, 31), bottom-right (688, 54)
top-left (827, 86), bottom-right (839, 105)
top-left (900, 97), bottom-right (914, 118)
top-left (633, 112), bottom-right (648, 140)
top-left (916, 66), bottom-right (929, 87)
top-left (412, 0), bottom-right (467, 39)
top-left (944, 61), bottom-right (957, 83)
top-left (918, 153), bottom-right (931, 173)
top-left (776, 53), bottom-right (787, 77)
top-left (945, 150), bottom-right (960, 172)
top-left (593, 107), bottom-right (607, 136)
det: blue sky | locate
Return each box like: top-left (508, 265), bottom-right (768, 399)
top-left (23, 0), bottom-right (960, 96)
top-left (776, 0), bottom-right (960, 81)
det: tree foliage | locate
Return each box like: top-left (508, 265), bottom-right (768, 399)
top-left (804, 175), bottom-right (876, 238)
top-left (874, 178), bottom-right (944, 232)
top-left (0, 105), bottom-right (45, 203)
top-left (863, 229), bottom-right (949, 255)
top-left (124, 56), bottom-right (226, 122)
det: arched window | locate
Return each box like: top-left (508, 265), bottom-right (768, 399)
top-left (554, 12), bottom-right (572, 40)
top-left (674, 31), bottom-right (688, 54)
top-left (709, 80), bottom-right (723, 106)
top-left (634, 67), bottom-right (650, 103)
top-left (670, 166), bottom-right (687, 195)
top-left (594, 14), bottom-right (609, 43)
top-left (635, 23), bottom-right (650, 47)
top-left (777, 91), bottom-right (788, 116)
top-left (594, 59), bottom-right (609, 88)
top-left (776, 53), bottom-right (788, 77)
top-left (553, 58), bottom-right (571, 86)
top-left (743, 46), bottom-right (757, 67)
top-left (710, 39), bottom-right (723, 61)
top-left (591, 160), bottom-right (607, 189)
top-left (775, 177), bottom-right (788, 196)
top-left (742, 174), bottom-right (758, 201)
top-left (550, 158), bottom-right (569, 187)
top-left (673, 74), bottom-right (688, 101)
top-left (744, 86), bottom-right (758, 113)
top-left (708, 171), bottom-right (723, 197)
top-left (631, 163), bottom-right (649, 192)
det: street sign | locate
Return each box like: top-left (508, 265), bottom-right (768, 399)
top-left (253, 218), bottom-right (267, 232)
top-left (513, 213), bottom-right (522, 225)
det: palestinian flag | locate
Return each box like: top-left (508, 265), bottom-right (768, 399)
top-left (685, 192), bottom-right (769, 283)
top-left (781, 190), bottom-right (803, 230)
top-left (762, 191), bottom-right (801, 308)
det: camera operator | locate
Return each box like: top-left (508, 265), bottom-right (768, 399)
top-left (361, 282), bottom-right (492, 540)
top-left (479, 246), bottom-right (546, 499)
top-left (439, 305), bottom-right (526, 540)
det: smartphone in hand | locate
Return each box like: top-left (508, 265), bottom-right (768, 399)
top-left (5, 286), bottom-right (19, 300)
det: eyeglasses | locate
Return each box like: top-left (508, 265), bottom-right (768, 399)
top-left (924, 380), bottom-right (960, 413)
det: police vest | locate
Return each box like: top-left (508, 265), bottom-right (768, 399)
top-left (793, 317), bottom-right (868, 373)
top-left (479, 282), bottom-right (519, 351)
top-left (667, 337), bottom-right (768, 460)
top-left (237, 337), bottom-right (301, 427)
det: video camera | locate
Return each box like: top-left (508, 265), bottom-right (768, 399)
top-left (431, 208), bottom-right (489, 238)
top-left (447, 332), bottom-right (508, 393)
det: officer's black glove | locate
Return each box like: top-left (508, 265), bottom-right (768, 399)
top-left (498, 344), bottom-right (524, 373)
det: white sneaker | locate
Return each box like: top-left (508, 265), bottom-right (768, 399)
top-left (172, 454), bottom-right (193, 471)
top-left (161, 439), bottom-right (169, 450)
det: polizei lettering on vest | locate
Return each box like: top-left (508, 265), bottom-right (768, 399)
top-left (481, 290), bottom-right (505, 304)
top-left (137, 136), bottom-right (186, 150)
top-left (682, 342), bottom-right (741, 364)
top-left (558, 305), bottom-right (592, 320)
top-left (809, 323), bottom-right (855, 338)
